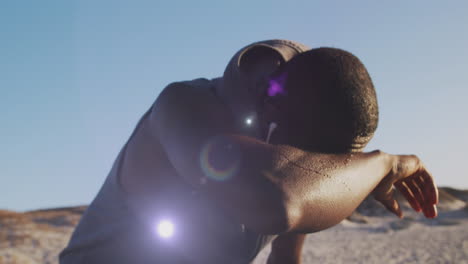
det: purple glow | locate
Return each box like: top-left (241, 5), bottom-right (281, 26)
top-left (268, 72), bottom-right (288, 97)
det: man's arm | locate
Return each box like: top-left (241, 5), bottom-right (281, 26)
top-left (267, 156), bottom-right (438, 264)
top-left (152, 82), bottom-right (290, 233)
top-left (267, 233), bottom-right (306, 264)
top-left (151, 83), bottom-right (438, 234)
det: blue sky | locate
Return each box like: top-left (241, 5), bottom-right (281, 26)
top-left (1, 0), bottom-right (467, 211)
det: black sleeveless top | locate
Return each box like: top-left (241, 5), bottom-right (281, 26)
top-left (60, 78), bottom-right (276, 264)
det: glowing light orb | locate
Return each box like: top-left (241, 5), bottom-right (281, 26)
top-left (245, 117), bottom-right (253, 126)
top-left (156, 220), bottom-right (174, 238)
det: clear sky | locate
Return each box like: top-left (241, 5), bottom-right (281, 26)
top-left (1, 0), bottom-right (467, 211)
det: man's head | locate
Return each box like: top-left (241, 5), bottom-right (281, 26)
top-left (261, 47), bottom-right (379, 153)
top-left (218, 40), bottom-right (310, 136)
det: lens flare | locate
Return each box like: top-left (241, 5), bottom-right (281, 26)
top-left (266, 122), bottom-right (278, 143)
top-left (156, 220), bottom-right (174, 238)
top-left (268, 72), bottom-right (288, 97)
top-left (200, 137), bottom-right (240, 181)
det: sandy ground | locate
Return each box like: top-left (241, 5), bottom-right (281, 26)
top-left (1, 189), bottom-right (467, 264)
top-left (253, 211), bottom-right (468, 264)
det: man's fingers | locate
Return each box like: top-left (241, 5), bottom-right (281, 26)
top-left (389, 156), bottom-right (438, 218)
top-left (381, 198), bottom-right (403, 218)
top-left (413, 169), bottom-right (439, 218)
top-left (395, 181), bottom-right (421, 212)
top-left (423, 204), bottom-right (438, 218)
top-left (411, 175), bottom-right (436, 218)
top-left (374, 186), bottom-right (403, 218)
top-left (397, 170), bottom-right (439, 219)
top-left (404, 177), bottom-right (425, 209)
top-left (420, 170), bottom-right (439, 205)
top-left (391, 199), bottom-right (403, 218)
top-left (417, 171), bottom-right (439, 218)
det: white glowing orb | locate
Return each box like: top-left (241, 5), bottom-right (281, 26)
top-left (245, 117), bottom-right (253, 126)
top-left (156, 220), bottom-right (174, 238)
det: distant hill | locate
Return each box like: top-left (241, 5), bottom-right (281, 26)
top-left (441, 187), bottom-right (468, 202)
top-left (0, 188), bottom-right (466, 264)
top-left (0, 206), bottom-right (85, 264)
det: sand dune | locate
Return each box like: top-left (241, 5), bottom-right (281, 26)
top-left (0, 206), bottom-right (85, 264)
top-left (1, 188), bottom-right (467, 264)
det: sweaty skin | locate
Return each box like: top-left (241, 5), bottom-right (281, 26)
top-left (260, 49), bottom-right (439, 264)
top-left (60, 41), bottom-right (437, 264)
top-left (135, 80), bottom-right (437, 231)
top-left (126, 62), bottom-right (436, 264)
top-left (122, 43), bottom-right (438, 263)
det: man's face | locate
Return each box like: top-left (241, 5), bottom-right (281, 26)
top-left (257, 75), bottom-right (370, 153)
top-left (242, 51), bottom-right (283, 108)
top-left (256, 72), bottom-right (343, 151)
top-left (234, 52), bottom-right (284, 138)
top-left (256, 85), bottom-right (318, 147)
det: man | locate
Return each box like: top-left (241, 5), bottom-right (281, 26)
top-left (60, 40), bottom-right (438, 264)
top-left (261, 47), bottom-right (436, 263)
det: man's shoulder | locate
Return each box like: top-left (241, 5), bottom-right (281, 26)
top-left (181, 78), bottom-right (213, 89)
top-left (154, 78), bottom-right (222, 115)
top-left (165, 78), bottom-right (214, 92)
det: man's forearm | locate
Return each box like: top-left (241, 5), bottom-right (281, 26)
top-left (271, 148), bottom-right (394, 233)
top-left (153, 84), bottom-right (394, 234)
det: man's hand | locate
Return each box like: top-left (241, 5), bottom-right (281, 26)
top-left (372, 154), bottom-right (439, 218)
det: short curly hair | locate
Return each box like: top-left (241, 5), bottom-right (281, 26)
top-left (269, 47), bottom-right (379, 153)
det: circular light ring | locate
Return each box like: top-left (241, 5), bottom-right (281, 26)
top-left (200, 137), bottom-right (241, 181)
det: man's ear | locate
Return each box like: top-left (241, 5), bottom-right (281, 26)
top-left (238, 45), bottom-right (285, 74)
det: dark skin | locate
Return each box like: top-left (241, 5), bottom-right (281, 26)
top-left (264, 87), bottom-right (437, 264)
top-left (120, 55), bottom-right (438, 263)
top-left (121, 83), bottom-right (438, 259)
top-left (252, 50), bottom-right (438, 264)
